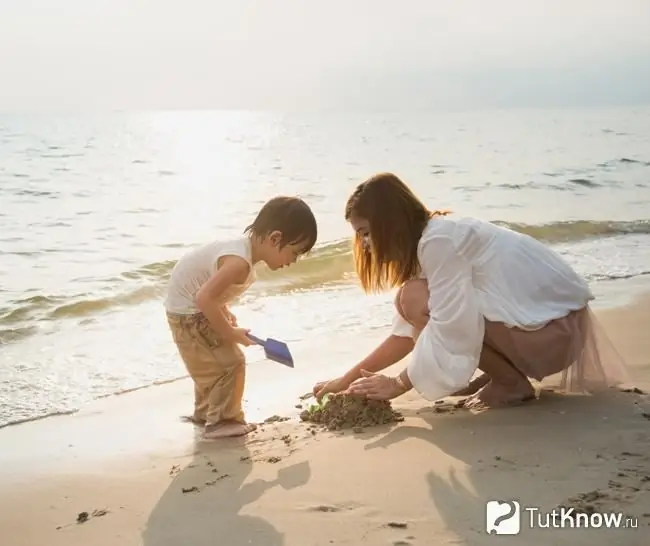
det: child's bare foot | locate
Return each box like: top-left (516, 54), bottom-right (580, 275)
top-left (464, 378), bottom-right (535, 410)
top-left (203, 420), bottom-right (257, 440)
top-left (180, 415), bottom-right (206, 426)
top-left (451, 373), bottom-right (490, 396)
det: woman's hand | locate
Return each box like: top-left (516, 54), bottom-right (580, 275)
top-left (312, 376), bottom-right (351, 401)
top-left (347, 369), bottom-right (408, 400)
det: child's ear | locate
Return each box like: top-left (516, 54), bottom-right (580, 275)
top-left (269, 230), bottom-right (283, 246)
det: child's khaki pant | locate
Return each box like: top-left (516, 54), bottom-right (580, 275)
top-left (166, 312), bottom-right (246, 426)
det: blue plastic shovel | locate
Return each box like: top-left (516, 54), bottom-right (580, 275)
top-left (247, 334), bottom-right (295, 368)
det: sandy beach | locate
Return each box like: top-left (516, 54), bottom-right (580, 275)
top-left (1, 294), bottom-right (650, 546)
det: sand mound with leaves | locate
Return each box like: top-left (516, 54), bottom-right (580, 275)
top-left (300, 393), bottom-right (404, 430)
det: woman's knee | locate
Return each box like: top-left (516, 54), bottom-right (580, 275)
top-left (395, 280), bottom-right (429, 325)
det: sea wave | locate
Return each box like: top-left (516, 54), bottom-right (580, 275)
top-left (496, 219), bottom-right (650, 243)
top-left (107, 218), bottom-right (650, 283)
top-left (0, 376), bottom-right (189, 430)
top-left (2, 218), bottom-right (650, 344)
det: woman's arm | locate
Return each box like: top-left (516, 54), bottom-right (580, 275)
top-left (347, 233), bottom-right (483, 401)
top-left (405, 233), bottom-right (483, 400)
top-left (313, 333), bottom-right (415, 399)
top-left (342, 334), bottom-right (414, 384)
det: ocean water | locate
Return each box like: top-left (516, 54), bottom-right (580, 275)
top-left (1, 108), bottom-right (650, 428)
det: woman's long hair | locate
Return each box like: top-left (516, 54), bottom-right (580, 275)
top-left (345, 172), bottom-right (450, 293)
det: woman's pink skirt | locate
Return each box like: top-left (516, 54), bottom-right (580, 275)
top-left (483, 305), bottom-right (630, 393)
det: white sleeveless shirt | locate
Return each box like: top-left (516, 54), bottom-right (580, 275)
top-left (164, 236), bottom-right (255, 315)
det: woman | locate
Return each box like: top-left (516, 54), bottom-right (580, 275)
top-left (313, 173), bottom-right (629, 408)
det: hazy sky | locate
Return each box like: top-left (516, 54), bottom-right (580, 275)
top-left (1, 0), bottom-right (649, 110)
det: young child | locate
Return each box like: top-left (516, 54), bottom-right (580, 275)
top-left (165, 196), bottom-right (317, 439)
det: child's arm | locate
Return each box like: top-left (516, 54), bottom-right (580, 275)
top-left (195, 255), bottom-right (251, 344)
top-left (222, 305), bottom-right (237, 326)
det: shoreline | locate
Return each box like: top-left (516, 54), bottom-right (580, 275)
top-left (1, 288), bottom-right (649, 472)
top-left (2, 273), bottom-right (650, 432)
top-left (1, 292), bottom-right (650, 544)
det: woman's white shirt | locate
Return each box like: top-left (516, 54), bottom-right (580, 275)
top-left (392, 216), bottom-right (593, 401)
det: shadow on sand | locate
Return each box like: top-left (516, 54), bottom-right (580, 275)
top-left (364, 389), bottom-right (650, 545)
top-left (142, 430), bottom-right (311, 546)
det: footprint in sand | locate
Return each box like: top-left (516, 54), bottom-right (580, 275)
top-left (621, 387), bottom-right (646, 395)
top-left (264, 415), bottom-right (291, 424)
top-left (558, 490), bottom-right (612, 515)
top-left (307, 502), bottom-right (361, 513)
top-left (311, 505), bottom-right (340, 513)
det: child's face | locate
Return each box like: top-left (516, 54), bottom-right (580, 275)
top-left (263, 231), bottom-right (307, 270)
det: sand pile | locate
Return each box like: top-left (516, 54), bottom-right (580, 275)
top-left (300, 393), bottom-right (404, 431)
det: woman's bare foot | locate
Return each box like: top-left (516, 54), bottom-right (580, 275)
top-left (203, 420), bottom-right (257, 440)
top-left (451, 373), bottom-right (490, 396)
top-left (464, 378), bottom-right (536, 410)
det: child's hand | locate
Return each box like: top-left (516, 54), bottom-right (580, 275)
top-left (230, 327), bottom-right (255, 347)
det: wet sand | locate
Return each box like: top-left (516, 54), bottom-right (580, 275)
top-left (1, 296), bottom-right (649, 546)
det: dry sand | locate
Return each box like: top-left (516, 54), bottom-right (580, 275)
top-left (1, 296), bottom-right (650, 546)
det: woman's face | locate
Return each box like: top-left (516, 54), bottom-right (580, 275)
top-left (349, 216), bottom-right (371, 250)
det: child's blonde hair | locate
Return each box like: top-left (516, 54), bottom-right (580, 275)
top-left (344, 173), bottom-right (451, 293)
